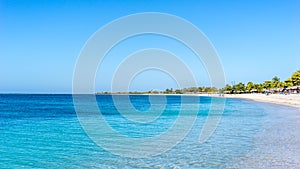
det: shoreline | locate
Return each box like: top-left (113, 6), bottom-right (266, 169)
top-left (223, 93), bottom-right (300, 109)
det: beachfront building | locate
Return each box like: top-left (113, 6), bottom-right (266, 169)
top-left (270, 88), bottom-right (284, 94)
top-left (286, 86), bottom-right (300, 94)
top-left (250, 89), bottom-right (258, 93)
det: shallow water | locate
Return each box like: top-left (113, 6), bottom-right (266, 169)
top-left (0, 94), bottom-right (299, 168)
top-left (227, 103), bottom-right (300, 169)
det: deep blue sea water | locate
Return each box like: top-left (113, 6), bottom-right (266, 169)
top-left (0, 94), bottom-right (299, 168)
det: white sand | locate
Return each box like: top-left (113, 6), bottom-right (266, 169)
top-left (224, 93), bottom-right (300, 109)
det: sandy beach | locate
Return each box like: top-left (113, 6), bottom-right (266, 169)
top-left (224, 93), bottom-right (300, 109)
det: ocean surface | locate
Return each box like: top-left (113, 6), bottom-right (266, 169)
top-left (0, 94), bottom-right (299, 168)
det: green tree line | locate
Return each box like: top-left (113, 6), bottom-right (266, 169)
top-left (162, 86), bottom-right (218, 94)
top-left (220, 70), bottom-right (300, 94)
top-left (96, 70), bottom-right (300, 95)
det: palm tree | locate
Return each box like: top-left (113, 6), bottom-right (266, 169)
top-left (262, 81), bottom-right (274, 90)
top-left (246, 82), bottom-right (254, 92)
top-left (254, 83), bottom-right (264, 93)
top-left (291, 70), bottom-right (300, 86)
top-left (234, 82), bottom-right (245, 93)
top-left (272, 76), bottom-right (280, 87)
top-left (284, 78), bottom-right (293, 87)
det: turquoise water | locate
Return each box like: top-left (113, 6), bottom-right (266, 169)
top-left (0, 94), bottom-right (299, 168)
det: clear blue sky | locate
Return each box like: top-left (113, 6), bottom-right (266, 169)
top-left (1, 0), bottom-right (299, 93)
